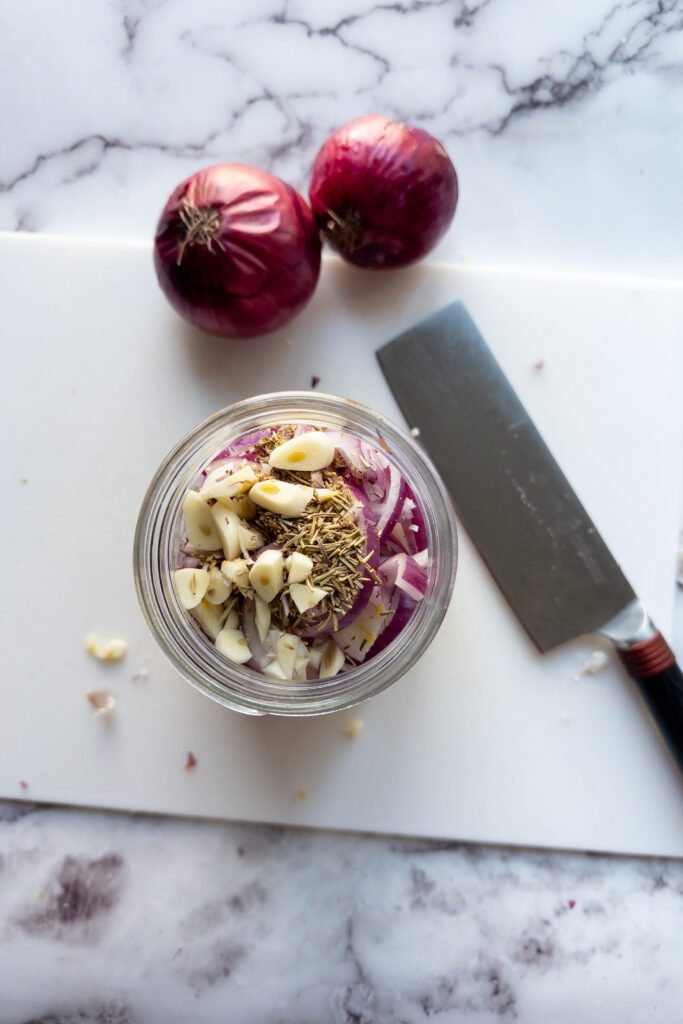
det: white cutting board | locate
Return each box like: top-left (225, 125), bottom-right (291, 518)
top-left (1, 233), bottom-right (682, 857)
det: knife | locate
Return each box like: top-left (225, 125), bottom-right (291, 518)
top-left (377, 301), bottom-right (683, 775)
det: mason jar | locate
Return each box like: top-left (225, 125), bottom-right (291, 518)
top-left (133, 392), bottom-right (457, 716)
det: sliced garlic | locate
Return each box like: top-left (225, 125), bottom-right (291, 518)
top-left (201, 461), bottom-right (230, 485)
top-left (319, 640), bottom-right (345, 679)
top-left (238, 522), bottom-right (265, 557)
top-left (268, 432), bottom-right (335, 471)
top-left (276, 633), bottom-right (301, 679)
top-left (254, 595), bottom-right (271, 643)
top-left (264, 660), bottom-right (288, 680)
top-left (249, 549), bottom-right (284, 604)
top-left (223, 607), bottom-right (240, 630)
top-left (205, 567), bottom-right (231, 605)
top-left (84, 635), bottom-right (128, 662)
top-left (229, 494), bottom-right (257, 520)
top-left (183, 490), bottom-right (222, 550)
top-left (210, 505), bottom-right (241, 560)
top-left (307, 643), bottom-right (324, 670)
top-left (190, 598), bottom-right (225, 640)
top-left (173, 567), bottom-right (211, 609)
top-left (343, 719), bottom-right (364, 739)
top-left (203, 465), bottom-right (258, 503)
top-left (215, 626), bottom-right (251, 664)
top-left (314, 488), bottom-right (336, 503)
top-left (285, 551), bottom-right (314, 585)
top-left (221, 558), bottom-right (253, 596)
top-left (289, 582), bottom-right (327, 614)
top-left (249, 479), bottom-right (314, 518)
top-left (294, 654), bottom-right (309, 680)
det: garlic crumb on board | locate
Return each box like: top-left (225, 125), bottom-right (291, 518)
top-left (85, 689), bottom-right (116, 716)
top-left (343, 719), bottom-right (364, 740)
top-left (295, 789), bottom-right (307, 800)
top-left (574, 650), bottom-right (609, 680)
top-left (84, 634), bottom-right (128, 662)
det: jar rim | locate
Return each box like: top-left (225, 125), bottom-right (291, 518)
top-left (133, 391), bottom-right (457, 716)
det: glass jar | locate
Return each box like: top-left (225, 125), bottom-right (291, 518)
top-left (133, 392), bottom-right (457, 716)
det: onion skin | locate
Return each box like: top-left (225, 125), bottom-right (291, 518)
top-left (309, 115), bottom-right (458, 269)
top-left (154, 164), bottom-right (321, 338)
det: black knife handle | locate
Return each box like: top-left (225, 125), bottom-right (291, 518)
top-left (617, 633), bottom-right (683, 774)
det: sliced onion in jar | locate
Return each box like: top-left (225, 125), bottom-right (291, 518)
top-left (369, 591), bottom-right (416, 658)
top-left (379, 552), bottom-right (429, 601)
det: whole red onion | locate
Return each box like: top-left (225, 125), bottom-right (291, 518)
top-left (309, 115), bottom-right (458, 269)
top-left (154, 164), bottom-right (321, 338)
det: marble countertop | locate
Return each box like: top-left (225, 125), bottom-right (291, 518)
top-left (2, 1), bottom-right (682, 1020)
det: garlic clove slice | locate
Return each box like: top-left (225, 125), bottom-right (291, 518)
top-left (183, 490), bottom-right (222, 550)
top-left (249, 549), bottom-right (284, 604)
top-left (221, 558), bottom-right (253, 597)
top-left (215, 626), bottom-right (251, 664)
top-left (276, 633), bottom-right (301, 679)
top-left (228, 494), bottom-right (257, 520)
top-left (268, 432), bottom-right (335, 471)
top-left (249, 480), bottom-right (313, 517)
top-left (319, 640), bottom-right (345, 679)
top-left (238, 522), bottom-right (265, 556)
top-left (289, 583), bottom-right (327, 614)
top-left (210, 505), bottom-right (242, 561)
top-left (264, 660), bottom-right (288, 680)
top-left (205, 566), bottom-right (231, 605)
top-left (294, 654), bottom-right (310, 680)
top-left (285, 551), bottom-right (314, 585)
top-left (203, 465), bottom-right (258, 502)
top-left (174, 567), bottom-right (211, 609)
top-left (190, 599), bottom-right (225, 640)
top-left (254, 595), bottom-right (271, 643)
top-left (84, 635), bottom-right (128, 662)
top-left (223, 607), bottom-right (240, 630)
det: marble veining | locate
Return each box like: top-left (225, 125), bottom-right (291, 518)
top-left (1, 803), bottom-right (683, 1022)
top-left (1, 0), bottom-right (682, 273)
top-left (2, 1), bottom-right (683, 1019)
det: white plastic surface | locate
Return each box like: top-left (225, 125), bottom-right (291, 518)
top-left (1, 233), bottom-right (682, 855)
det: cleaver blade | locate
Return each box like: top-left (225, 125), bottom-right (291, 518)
top-left (377, 300), bottom-right (683, 775)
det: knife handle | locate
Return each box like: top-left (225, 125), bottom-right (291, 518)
top-left (617, 633), bottom-right (683, 774)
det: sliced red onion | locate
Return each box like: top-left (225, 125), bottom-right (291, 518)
top-left (379, 552), bottom-right (429, 601)
top-left (406, 488), bottom-right (428, 550)
top-left (413, 549), bottom-right (429, 568)
top-left (369, 591), bottom-right (417, 658)
top-left (324, 431), bottom-right (368, 477)
top-left (334, 583), bottom-right (395, 662)
top-left (372, 462), bottom-right (407, 541)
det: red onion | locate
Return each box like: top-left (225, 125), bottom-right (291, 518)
top-left (154, 164), bottom-right (321, 338)
top-left (379, 552), bottom-right (429, 601)
top-left (370, 591), bottom-right (417, 658)
top-left (309, 115), bottom-right (458, 269)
